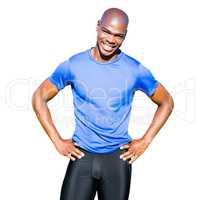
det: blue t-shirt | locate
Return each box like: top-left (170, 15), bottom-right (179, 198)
top-left (48, 48), bottom-right (159, 153)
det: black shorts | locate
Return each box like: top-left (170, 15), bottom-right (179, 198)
top-left (60, 146), bottom-right (132, 200)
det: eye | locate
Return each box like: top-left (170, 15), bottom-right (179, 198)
top-left (117, 35), bottom-right (124, 38)
top-left (102, 29), bottom-right (110, 34)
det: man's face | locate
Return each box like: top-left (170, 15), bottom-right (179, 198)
top-left (96, 19), bottom-right (127, 57)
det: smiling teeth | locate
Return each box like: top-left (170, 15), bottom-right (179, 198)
top-left (103, 44), bottom-right (113, 51)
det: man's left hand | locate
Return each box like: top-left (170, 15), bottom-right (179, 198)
top-left (120, 138), bottom-right (151, 164)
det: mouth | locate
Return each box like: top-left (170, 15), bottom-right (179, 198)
top-left (101, 42), bottom-right (116, 52)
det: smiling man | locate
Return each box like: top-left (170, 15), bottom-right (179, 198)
top-left (94, 9), bottom-right (128, 60)
top-left (32, 8), bottom-right (174, 200)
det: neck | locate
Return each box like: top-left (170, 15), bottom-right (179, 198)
top-left (91, 45), bottom-right (120, 63)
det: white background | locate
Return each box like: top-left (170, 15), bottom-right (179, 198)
top-left (0, 0), bottom-right (199, 199)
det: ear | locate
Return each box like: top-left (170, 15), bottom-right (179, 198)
top-left (122, 29), bottom-right (127, 39)
top-left (124, 29), bottom-right (128, 37)
top-left (96, 20), bottom-right (100, 32)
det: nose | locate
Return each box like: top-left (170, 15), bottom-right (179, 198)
top-left (106, 34), bottom-right (116, 44)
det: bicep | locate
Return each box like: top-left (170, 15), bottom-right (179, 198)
top-left (150, 83), bottom-right (172, 106)
top-left (34, 79), bottom-right (59, 102)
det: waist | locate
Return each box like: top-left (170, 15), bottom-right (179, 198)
top-left (76, 145), bottom-right (128, 158)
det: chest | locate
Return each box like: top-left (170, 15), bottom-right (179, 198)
top-left (71, 64), bottom-right (137, 108)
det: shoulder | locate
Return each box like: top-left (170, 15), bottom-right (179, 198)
top-left (121, 52), bottom-right (141, 68)
top-left (121, 52), bottom-right (143, 75)
top-left (68, 49), bottom-right (89, 64)
top-left (122, 52), bottom-right (153, 74)
top-left (122, 52), bottom-right (140, 64)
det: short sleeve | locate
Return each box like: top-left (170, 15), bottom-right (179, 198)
top-left (48, 60), bottom-right (72, 91)
top-left (136, 64), bottom-right (159, 96)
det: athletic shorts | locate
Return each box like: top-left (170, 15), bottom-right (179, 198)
top-left (60, 146), bottom-right (132, 200)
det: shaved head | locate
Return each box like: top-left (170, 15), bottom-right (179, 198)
top-left (100, 8), bottom-right (129, 28)
top-left (92, 8), bottom-right (129, 62)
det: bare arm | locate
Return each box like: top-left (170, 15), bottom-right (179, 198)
top-left (120, 83), bottom-right (174, 163)
top-left (32, 79), bottom-right (60, 144)
top-left (32, 79), bottom-right (85, 160)
top-left (141, 83), bottom-right (174, 143)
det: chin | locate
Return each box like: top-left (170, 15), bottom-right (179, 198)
top-left (98, 43), bottom-right (117, 58)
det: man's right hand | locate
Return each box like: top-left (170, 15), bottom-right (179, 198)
top-left (54, 138), bottom-right (85, 161)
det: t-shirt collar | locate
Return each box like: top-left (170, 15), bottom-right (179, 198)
top-left (87, 47), bottom-right (124, 65)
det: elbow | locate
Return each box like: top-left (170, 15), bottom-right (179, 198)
top-left (31, 91), bottom-right (38, 112)
top-left (164, 94), bottom-right (174, 114)
top-left (169, 94), bottom-right (174, 111)
top-left (31, 90), bottom-right (46, 113)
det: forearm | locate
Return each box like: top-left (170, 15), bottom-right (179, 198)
top-left (142, 96), bottom-right (174, 144)
top-left (32, 92), bottom-right (62, 146)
